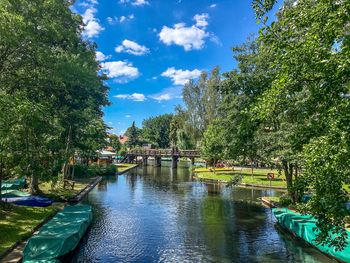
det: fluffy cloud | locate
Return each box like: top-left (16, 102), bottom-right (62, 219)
top-left (115, 40), bottom-right (150, 56)
top-left (107, 14), bottom-right (134, 25)
top-left (193, 13), bottom-right (209, 28)
top-left (150, 93), bottom-right (171, 101)
top-left (82, 7), bottom-right (104, 38)
top-left (95, 51), bottom-right (111, 61)
top-left (101, 61), bottom-right (139, 82)
top-left (161, 67), bottom-right (201, 85)
top-left (149, 87), bottom-right (183, 102)
top-left (114, 93), bottom-right (146, 101)
top-left (210, 3), bottom-right (216, 8)
top-left (119, 0), bottom-right (149, 6)
top-left (159, 14), bottom-right (210, 51)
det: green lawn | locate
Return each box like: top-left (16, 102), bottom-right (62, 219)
top-left (0, 204), bottom-right (62, 255)
top-left (40, 178), bottom-right (93, 202)
top-left (194, 167), bottom-right (287, 187)
top-left (116, 163), bottom-right (138, 173)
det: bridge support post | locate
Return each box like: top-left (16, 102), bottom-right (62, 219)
top-left (190, 157), bottom-right (195, 165)
top-left (171, 156), bottom-right (178, 169)
top-left (155, 156), bottom-right (161, 167)
top-left (142, 156), bottom-right (148, 166)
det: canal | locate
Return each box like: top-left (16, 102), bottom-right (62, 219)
top-left (72, 162), bottom-right (333, 263)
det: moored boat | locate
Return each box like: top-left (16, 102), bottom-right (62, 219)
top-left (273, 208), bottom-right (350, 263)
top-left (22, 204), bottom-right (93, 262)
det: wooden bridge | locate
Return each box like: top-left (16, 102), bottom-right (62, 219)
top-left (120, 149), bottom-right (200, 168)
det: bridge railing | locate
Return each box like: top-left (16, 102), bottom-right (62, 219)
top-left (127, 149), bottom-right (200, 157)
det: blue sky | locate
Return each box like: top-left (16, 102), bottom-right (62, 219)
top-left (74, 0), bottom-right (279, 135)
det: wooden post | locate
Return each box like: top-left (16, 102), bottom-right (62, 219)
top-left (190, 157), bottom-right (195, 165)
top-left (155, 156), bottom-right (161, 167)
top-left (171, 156), bottom-right (178, 169)
top-left (142, 156), bottom-right (148, 166)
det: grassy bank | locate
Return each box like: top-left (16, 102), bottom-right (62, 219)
top-left (116, 163), bottom-right (138, 173)
top-left (194, 167), bottom-right (287, 187)
top-left (40, 178), bottom-right (94, 202)
top-left (0, 204), bottom-right (62, 255)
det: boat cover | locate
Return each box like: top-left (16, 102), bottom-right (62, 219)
top-left (1, 177), bottom-right (26, 190)
top-left (1, 196), bottom-right (53, 207)
top-left (273, 208), bottom-right (350, 262)
top-left (23, 205), bottom-right (92, 263)
top-left (0, 190), bottom-right (31, 198)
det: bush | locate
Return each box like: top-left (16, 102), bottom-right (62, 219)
top-left (87, 163), bottom-right (117, 176)
top-left (105, 165), bottom-right (117, 175)
top-left (73, 164), bottom-right (89, 177)
top-left (279, 195), bottom-right (292, 206)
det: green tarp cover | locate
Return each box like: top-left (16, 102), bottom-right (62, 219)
top-left (0, 190), bottom-right (30, 198)
top-left (1, 177), bottom-right (26, 190)
top-left (273, 208), bottom-right (350, 262)
top-left (23, 204), bottom-right (92, 263)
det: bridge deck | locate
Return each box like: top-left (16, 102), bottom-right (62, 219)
top-left (126, 149), bottom-right (200, 158)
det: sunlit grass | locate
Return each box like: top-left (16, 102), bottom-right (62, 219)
top-left (116, 163), bottom-right (137, 173)
top-left (194, 167), bottom-right (287, 187)
top-left (0, 204), bottom-right (62, 255)
top-left (39, 179), bottom-right (92, 201)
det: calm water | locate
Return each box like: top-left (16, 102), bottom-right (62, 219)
top-left (71, 162), bottom-right (333, 263)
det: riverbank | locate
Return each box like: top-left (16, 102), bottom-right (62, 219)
top-left (0, 176), bottom-right (102, 261)
top-left (193, 167), bottom-right (287, 189)
top-left (116, 163), bottom-right (139, 175)
top-left (0, 204), bottom-right (63, 258)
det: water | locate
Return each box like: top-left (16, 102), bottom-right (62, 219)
top-left (72, 162), bottom-right (334, 263)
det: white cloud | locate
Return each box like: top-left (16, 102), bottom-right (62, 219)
top-left (119, 0), bottom-right (149, 6)
top-left (150, 93), bottom-right (171, 101)
top-left (210, 4), bottom-right (216, 8)
top-left (114, 93), bottom-right (146, 101)
top-left (101, 61), bottom-right (139, 82)
top-left (149, 86), bottom-right (183, 102)
top-left (193, 13), bottom-right (209, 28)
top-left (161, 67), bottom-right (201, 85)
top-left (82, 7), bottom-right (104, 38)
top-left (159, 19), bottom-right (209, 51)
top-left (119, 16), bottom-right (126, 23)
top-left (115, 40), bottom-right (150, 56)
top-left (95, 51), bottom-right (111, 61)
top-left (107, 14), bottom-right (134, 24)
top-left (125, 115), bottom-right (132, 118)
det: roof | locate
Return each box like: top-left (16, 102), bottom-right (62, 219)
top-left (97, 150), bottom-right (117, 157)
top-left (119, 135), bottom-right (128, 144)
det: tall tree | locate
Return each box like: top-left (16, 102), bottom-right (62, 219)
top-left (142, 114), bottom-right (173, 148)
top-left (251, 0), bottom-right (350, 248)
top-left (182, 67), bottom-right (222, 144)
top-left (126, 121), bottom-right (139, 148)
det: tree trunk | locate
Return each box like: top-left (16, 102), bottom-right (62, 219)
top-left (29, 172), bottom-right (40, 194)
top-left (63, 125), bottom-right (72, 180)
top-left (282, 160), bottom-right (296, 202)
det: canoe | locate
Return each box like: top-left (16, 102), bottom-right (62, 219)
top-left (1, 196), bottom-right (53, 207)
top-left (0, 190), bottom-right (31, 198)
top-left (273, 208), bottom-right (350, 263)
top-left (22, 204), bottom-right (93, 262)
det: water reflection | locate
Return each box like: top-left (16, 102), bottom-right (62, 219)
top-left (72, 162), bottom-right (333, 263)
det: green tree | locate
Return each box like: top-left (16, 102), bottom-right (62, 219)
top-left (201, 123), bottom-right (225, 169)
top-left (251, 0), bottom-right (350, 248)
top-left (182, 67), bottom-right (222, 144)
top-left (126, 121), bottom-right (139, 148)
top-left (142, 114), bottom-right (173, 148)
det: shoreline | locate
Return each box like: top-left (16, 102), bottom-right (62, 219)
top-left (193, 175), bottom-right (287, 190)
top-left (1, 176), bottom-right (103, 262)
top-left (117, 164), bottom-right (139, 175)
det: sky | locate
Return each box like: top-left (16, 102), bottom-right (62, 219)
top-left (74, 0), bottom-right (280, 135)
